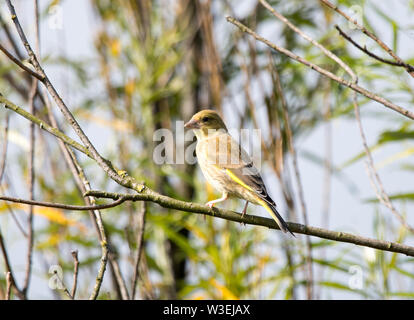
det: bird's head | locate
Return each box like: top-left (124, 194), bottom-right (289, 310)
top-left (184, 110), bottom-right (227, 137)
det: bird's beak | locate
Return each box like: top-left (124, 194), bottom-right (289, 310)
top-left (184, 119), bottom-right (199, 129)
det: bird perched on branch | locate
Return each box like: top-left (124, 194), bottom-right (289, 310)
top-left (184, 109), bottom-right (293, 235)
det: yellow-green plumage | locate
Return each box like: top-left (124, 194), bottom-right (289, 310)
top-left (184, 110), bottom-right (293, 235)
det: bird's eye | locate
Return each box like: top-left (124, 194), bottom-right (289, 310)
top-left (202, 117), bottom-right (209, 122)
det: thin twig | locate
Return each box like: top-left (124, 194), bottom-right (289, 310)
top-left (0, 229), bottom-right (25, 299)
top-left (259, 0), bottom-right (355, 78)
top-left (25, 2), bottom-right (117, 297)
top-left (5, 272), bottom-right (12, 300)
top-left (131, 201), bottom-right (147, 299)
top-left (0, 184), bottom-right (28, 238)
top-left (225, 16), bottom-right (414, 120)
top-left (265, 52), bottom-right (298, 300)
top-left (362, 145), bottom-right (414, 233)
top-left (22, 1), bottom-right (39, 293)
top-left (64, 149), bottom-right (112, 300)
top-left (107, 250), bottom-right (130, 300)
top-left (258, 0), bottom-right (322, 299)
top-left (89, 238), bottom-right (108, 300)
top-left (318, 78), bottom-right (332, 299)
top-left (52, 269), bottom-right (73, 300)
top-left (0, 114), bottom-right (9, 184)
top-left (321, 78), bottom-right (332, 230)
top-left (41, 92), bottom-right (130, 300)
top-left (335, 25), bottom-right (408, 68)
top-left (0, 95), bottom-right (92, 158)
top-left (226, 14), bottom-right (414, 234)
top-left (0, 195), bottom-right (128, 211)
top-left (22, 76), bottom-right (37, 298)
top-left (306, 2), bottom-right (414, 232)
top-left (5, 0), bottom-right (125, 188)
top-left (0, 43), bottom-right (44, 81)
top-left (0, 13), bottom-right (24, 60)
top-left (271, 63), bottom-right (314, 299)
top-left (39, 90), bottom-right (112, 299)
top-left (351, 95), bottom-right (412, 226)
top-left (319, 0), bottom-right (414, 77)
top-left (230, 10), bottom-right (300, 296)
top-left (3, 0), bottom-right (134, 300)
top-left (70, 250), bottom-right (79, 299)
top-left (85, 190), bottom-right (414, 257)
top-left (314, 2), bottom-right (413, 232)
top-left (67, 146), bottom-right (130, 300)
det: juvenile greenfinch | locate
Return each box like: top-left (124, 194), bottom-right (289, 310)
top-left (185, 109), bottom-right (293, 235)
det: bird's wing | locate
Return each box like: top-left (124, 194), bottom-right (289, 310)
top-left (203, 133), bottom-right (275, 206)
top-left (201, 133), bottom-right (293, 234)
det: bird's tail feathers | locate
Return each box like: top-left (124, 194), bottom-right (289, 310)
top-left (261, 201), bottom-right (295, 236)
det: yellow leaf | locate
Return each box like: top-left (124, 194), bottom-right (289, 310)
top-left (36, 233), bottom-right (62, 250)
top-left (125, 79), bottom-right (135, 96)
top-left (376, 147), bottom-right (414, 169)
top-left (110, 39), bottom-right (121, 57)
top-left (0, 203), bottom-right (86, 232)
top-left (77, 110), bottom-right (133, 133)
top-left (187, 293), bottom-right (207, 300)
top-left (206, 182), bottom-right (219, 201)
top-left (183, 221), bottom-right (208, 241)
top-left (208, 278), bottom-right (239, 300)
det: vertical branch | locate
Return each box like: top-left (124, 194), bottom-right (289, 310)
top-left (22, 0), bottom-right (40, 297)
top-left (0, 186), bottom-right (28, 238)
top-left (70, 250), bottom-right (79, 299)
top-left (18, 0), bottom-right (132, 296)
top-left (43, 94), bottom-right (130, 299)
top-left (64, 134), bottom-right (130, 299)
top-left (131, 201), bottom-right (147, 299)
top-left (52, 268), bottom-right (74, 300)
top-left (5, 0), bottom-right (123, 187)
top-left (314, 1), bottom-right (414, 232)
top-left (22, 76), bottom-right (36, 298)
top-left (321, 81), bottom-right (332, 229)
top-left (195, 0), bottom-right (223, 111)
top-left (316, 78), bottom-right (333, 299)
top-left (353, 94), bottom-right (414, 233)
top-left (88, 214), bottom-right (109, 300)
top-left (272, 64), bottom-right (314, 300)
top-left (60, 142), bottom-right (111, 300)
top-left (5, 272), bottom-right (12, 300)
top-left (0, 114), bottom-right (9, 184)
top-left (0, 229), bottom-right (24, 299)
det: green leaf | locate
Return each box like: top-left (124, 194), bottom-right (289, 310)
top-left (318, 281), bottom-right (368, 297)
top-left (389, 292), bottom-right (414, 298)
top-left (392, 266), bottom-right (414, 279)
top-left (365, 192), bottom-right (414, 203)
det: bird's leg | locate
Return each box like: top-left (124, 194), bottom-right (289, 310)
top-left (239, 201), bottom-right (249, 226)
top-left (241, 201), bottom-right (249, 218)
top-left (205, 192), bottom-right (228, 209)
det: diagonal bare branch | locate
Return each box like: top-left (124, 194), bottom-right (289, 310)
top-left (319, 0), bottom-right (414, 77)
top-left (85, 190), bottom-right (414, 258)
top-left (225, 16), bottom-right (414, 120)
top-left (0, 195), bottom-right (128, 211)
